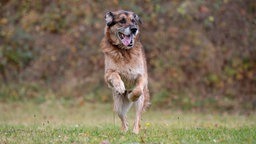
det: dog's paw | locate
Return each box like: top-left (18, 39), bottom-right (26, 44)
top-left (107, 81), bottom-right (114, 89)
top-left (128, 93), bottom-right (140, 102)
top-left (128, 87), bottom-right (142, 102)
top-left (113, 81), bottom-right (125, 95)
top-left (121, 122), bottom-right (129, 133)
top-left (132, 127), bottom-right (139, 134)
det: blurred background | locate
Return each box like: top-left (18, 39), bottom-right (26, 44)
top-left (0, 0), bottom-right (255, 112)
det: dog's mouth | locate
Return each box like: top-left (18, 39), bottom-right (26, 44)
top-left (118, 32), bottom-right (134, 48)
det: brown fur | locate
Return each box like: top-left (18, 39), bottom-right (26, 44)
top-left (100, 10), bottom-right (149, 134)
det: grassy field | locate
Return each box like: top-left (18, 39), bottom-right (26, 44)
top-left (0, 100), bottom-right (255, 144)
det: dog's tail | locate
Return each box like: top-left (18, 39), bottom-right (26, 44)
top-left (143, 86), bottom-right (150, 111)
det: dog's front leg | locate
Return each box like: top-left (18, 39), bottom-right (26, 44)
top-left (127, 74), bottom-right (144, 134)
top-left (133, 96), bottom-right (144, 134)
top-left (105, 69), bottom-right (131, 132)
top-left (105, 69), bottom-right (125, 95)
top-left (128, 74), bottom-right (144, 102)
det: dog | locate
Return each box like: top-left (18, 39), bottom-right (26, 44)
top-left (100, 10), bottom-right (150, 134)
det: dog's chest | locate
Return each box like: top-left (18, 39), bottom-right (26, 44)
top-left (119, 61), bottom-right (143, 78)
top-left (106, 55), bottom-right (144, 89)
top-left (119, 61), bottom-right (143, 89)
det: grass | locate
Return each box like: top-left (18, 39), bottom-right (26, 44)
top-left (0, 100), bottom-right (255, 144)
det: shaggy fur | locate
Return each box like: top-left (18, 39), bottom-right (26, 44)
top-left (100, 10), bottom-right (150, 134)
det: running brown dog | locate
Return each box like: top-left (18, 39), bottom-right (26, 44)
top-left (100, 10), bottom-right (150, 134)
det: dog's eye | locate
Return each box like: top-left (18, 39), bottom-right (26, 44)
top-left (131, 19), bottom-right (136, 23)
top-left (119, 18), bottom-right (126, 24)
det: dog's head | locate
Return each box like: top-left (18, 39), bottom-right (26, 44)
top-left (104, 10), bottom-right (141, 49)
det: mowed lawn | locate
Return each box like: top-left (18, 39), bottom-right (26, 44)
top-left (0, 101), bottom-right (255, 144)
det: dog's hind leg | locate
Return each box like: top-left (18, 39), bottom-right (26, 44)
top-left (133, 94), bottom-right (144, 134)
top-left (113, 91), bottom-right (132, 132)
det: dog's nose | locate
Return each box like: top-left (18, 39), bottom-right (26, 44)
top-left (130, 27), bottom-right (137, 34)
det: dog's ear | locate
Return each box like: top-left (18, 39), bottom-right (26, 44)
top-left (134, 14), bottom-right (142, 25)
top-left (105, 12), bottom-right (116, 27)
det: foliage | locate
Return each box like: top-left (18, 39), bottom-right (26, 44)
top-left (0, 26), bottom-right (35, 82)
top-left (0, 0), bottom-right (256, 110)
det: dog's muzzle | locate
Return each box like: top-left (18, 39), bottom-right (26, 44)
top-left (117, 26), bottom-right (138, 48)
top-left (130, 25), bottom-right (138, 35)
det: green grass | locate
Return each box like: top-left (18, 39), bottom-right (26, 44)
top-left (0, 101), bottom-right (255, 143)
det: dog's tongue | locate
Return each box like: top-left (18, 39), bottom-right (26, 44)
top-left (121, 35), bottom-right (132, 46)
